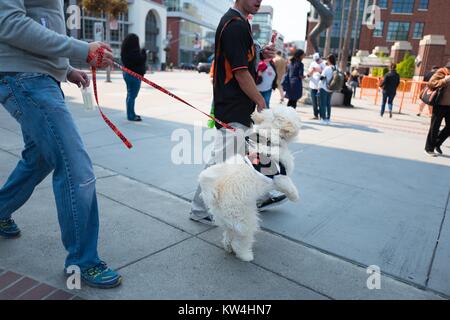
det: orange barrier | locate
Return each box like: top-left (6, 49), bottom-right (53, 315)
top-left (360, 76), bottom-right (430, 114)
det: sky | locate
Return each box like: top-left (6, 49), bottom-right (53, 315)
top-left (262, 0), bottom-right (310, 42)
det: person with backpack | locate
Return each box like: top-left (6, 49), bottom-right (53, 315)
top-left (285, 49), bottom-right (305, 109)
top-left (424, 60), bottom-right (450, 156)
top-left (256, 59), bottom-right (278, 108)
top-left (379, 63), bottom-right (401, 118)
top-left (319, 54), bottom-right (338, 124)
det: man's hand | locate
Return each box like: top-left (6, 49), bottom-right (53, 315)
top-left (262, 44), bottom-right (276, 60)
top-left (68, 69), bottom-right (90, 88)
top-left (88, 42), bottom-right (114, 68)
top-left (256, 97), bottom-right (267, 112)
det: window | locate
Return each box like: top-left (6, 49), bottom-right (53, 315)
top-left (378, 0), bottom-right (388, 9)
top-left (392, 0), bottom-right (414, 13)
top-left (413, 22), bottom-right (425, 39)
top-left (373, 21), bottom-right (384, 37)
top-left (387, 22), bottom-right (410, 40)
top-left (418, 0), bottom-right (428, 10)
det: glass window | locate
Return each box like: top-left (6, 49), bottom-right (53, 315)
top-left (392, 0), bottom-right (414, 13)
top-left (418, 0), bottom-right (429, 10)
top-left (413, 22), bottom-right (425, 39)
top-left (387, 22), bottom-right (410, 40)
top-left (373, 21), bottom-right (384, 37)
top-left (378, 0), bottom-right (388, 9)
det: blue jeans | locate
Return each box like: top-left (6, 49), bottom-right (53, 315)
top-left (260, 90), bottom-right (272, 109)
top-left (0, 73), bottom-right (101, 269)
top-left (123, 72), bottom-right (142, 120)
top-left (319, 89), bottom-right (332, 120)
top-left (311, 89), bottom-right (319, 118)
top-left (381, 92), bottom-right (396, 115)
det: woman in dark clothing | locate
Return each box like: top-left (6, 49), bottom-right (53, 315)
top-left (379, 63), bottom-right (401, 118)
top-left (121, 33), bottom-right (147, 121)
top-left (284, 49), bottom-right (305, 108)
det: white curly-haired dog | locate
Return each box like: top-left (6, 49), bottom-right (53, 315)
top-left (199, 106), bottom-right (300, 261)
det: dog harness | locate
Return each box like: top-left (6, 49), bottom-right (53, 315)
top-left (245, 134), bottom-right (287, 181)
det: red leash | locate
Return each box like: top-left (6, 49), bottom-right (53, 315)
top-left (113, 62), bottom-right (235, 132)
top-left (88, 48), bottom-right (133, 149)
top-left (86, 47), bottom-right (235, 149)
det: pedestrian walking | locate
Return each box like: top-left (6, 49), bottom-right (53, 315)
top-left (273, 51), bottom-right (288, 104)
top-left (0, 0), bottom-right (122, 288)
top-left (189, 0), bottom-right (286, 225)
top-left (121, 33), bottom-right (147, 122)
top-left (424, 61), bottom-right (450, 157)
top-left (285, 49), bottom-right (305, 109)
top-left (380, 63), bottom-right (401, 118)
top-left (308, 53), bottom-right (326, 119)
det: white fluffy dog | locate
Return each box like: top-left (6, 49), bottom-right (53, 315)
top-left (199, 106), bottom-right (300, 261)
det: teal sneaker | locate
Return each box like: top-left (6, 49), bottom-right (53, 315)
top-left (80, 262), bottom-right (122, 289)
top-left (0, 218), bottom-right (21, 239)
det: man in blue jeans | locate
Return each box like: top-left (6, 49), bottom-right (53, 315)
top-left (0, 0), bottom-right (121, 289)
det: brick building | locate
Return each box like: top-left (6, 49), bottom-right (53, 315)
top-left (306, 0), bottom-right (450, 74)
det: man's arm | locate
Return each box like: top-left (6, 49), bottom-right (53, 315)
top-left (428, 69), bottom-right (450, 90)
top-left (0, 0), bottom-right (88, 60)
top-left (234, 70), bottom-right (266, 111)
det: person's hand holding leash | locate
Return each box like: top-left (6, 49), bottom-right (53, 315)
top-left (68, 69), bottom-right (90, 88)
top-left (88, 42), bottom-right (113, 68)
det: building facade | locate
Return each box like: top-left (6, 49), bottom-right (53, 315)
top-left (250, 5), bottom-right (274, 47)
top-left (306, 0), bottom-right (366, 56)
top-left (164, 0), bottom-right (233, 66)
top-left (358, 0), bottom-right (450, 64)
top-left (306, 0), bottom-right (450, 69)
top-left (64, 0), bottom-right (167, 69)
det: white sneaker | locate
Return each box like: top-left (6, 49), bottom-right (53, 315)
top-left (424, 150), bottom-right (437, 157)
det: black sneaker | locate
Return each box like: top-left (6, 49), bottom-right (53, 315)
top-left (389, 111), bottom-right (393, 118)
top-left (0, 218), bottom-right (21, 239)
top-left (258, 195), bottom-right (288, 212)
top-left (435, 146), bottom-right (443, 155)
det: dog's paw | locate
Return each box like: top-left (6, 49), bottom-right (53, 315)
top-left (288, 190), bottom-right (300, 202)
top-left (236, 251), bottom-right (254, 262)
top-left (222, 239), bottom-right (233, 253)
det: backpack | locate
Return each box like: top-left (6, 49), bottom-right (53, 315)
top-left (328, 66), bottom-right (345, 92)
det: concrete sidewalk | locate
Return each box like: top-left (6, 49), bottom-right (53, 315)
top-left (0, 71), bottom-right (449, 299)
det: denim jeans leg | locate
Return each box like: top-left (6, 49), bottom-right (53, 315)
top-left (9, 73), bottom-right (101, 269)
top-left (319, 89), bottom-right (327, 120)
top-left (381, 93), bottom-right (388, 115)
top-left (311, 89), bottom-right (319, 117)
top-left (0, 132), bottom-right (53, 219)
top-left (124, 73), bottom-right (141, 120)
top-left (326, 91), bottom-right (332, 120)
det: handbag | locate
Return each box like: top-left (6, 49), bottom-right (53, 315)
top-left (420, 68), bottom-right (449, 106)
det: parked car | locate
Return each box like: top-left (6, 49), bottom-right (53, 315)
top-left (197, 62), bottom-right (212, 74)
top-left (180, 63), bottom-right (196, 70)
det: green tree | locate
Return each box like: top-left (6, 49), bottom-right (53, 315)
top-left (82, 0), bottom-right (128, 82)
top-left (396, 52), bottom-right (416, 79)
